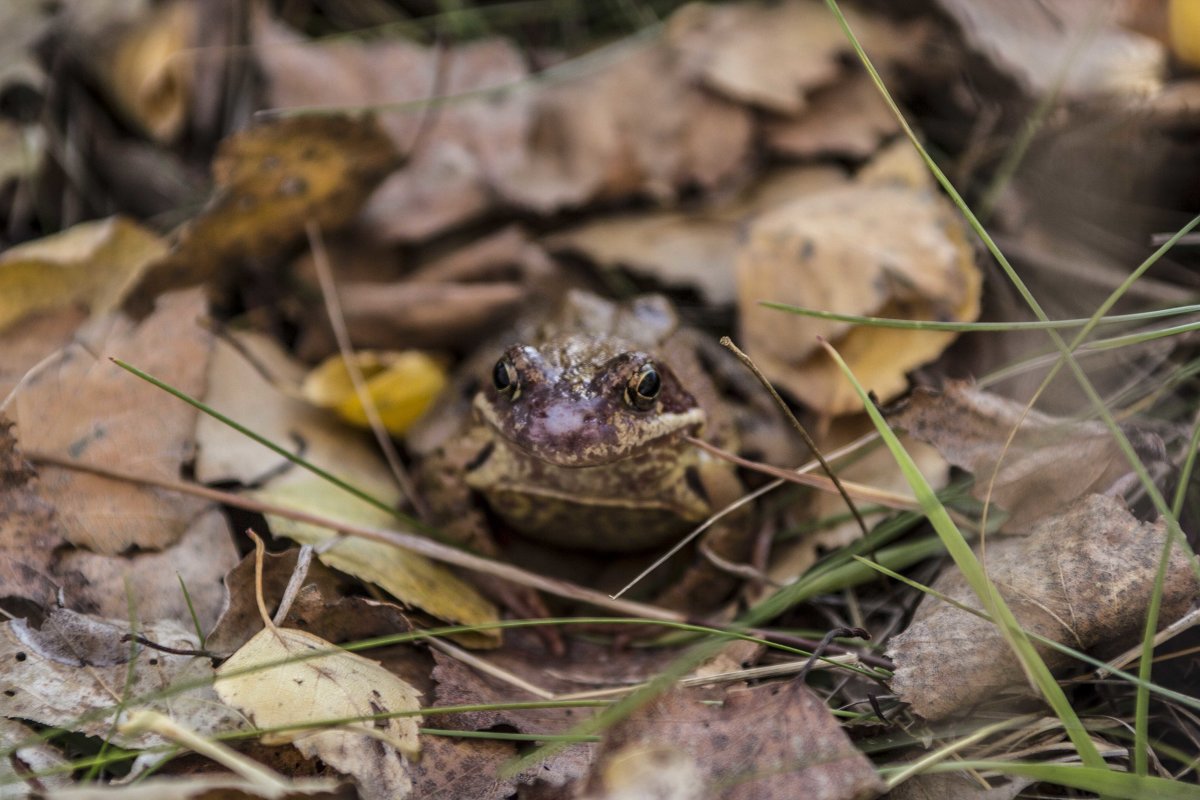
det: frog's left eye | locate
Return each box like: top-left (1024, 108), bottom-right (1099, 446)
top-left (492, 358), bottom-right (519, 399)
top-left (624, 363), bottom-right (661, 411)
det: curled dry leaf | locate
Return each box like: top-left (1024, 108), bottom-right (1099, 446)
top-left (8, 289), bottom-right (213, 554)
top-left (887, 493), bottom-right (1200, 720)
top-left (0, 216), bottom-right (167, 331)
top-left (301, 350), bottom-right (447, 437)
top-left (737, 144), bottom-right (982, 415)
top-left (884, 381), bottom-right (1167, 529)
top-left (0, 609), bottom-right (244, 749)
top-left (586, 682), bottom-right (884, 800)
top-left (128, 115), bottom-right (396, 309)
top-left (215, 625), bottom-right (422, 800)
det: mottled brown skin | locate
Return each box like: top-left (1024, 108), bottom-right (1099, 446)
top-left (422, 290), bottom-right (750, 613)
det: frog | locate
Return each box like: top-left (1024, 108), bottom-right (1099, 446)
top-left (413, 289), bottom-right (757, 615)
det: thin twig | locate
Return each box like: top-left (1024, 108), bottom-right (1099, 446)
top-left (26, 450), bottom-right (686, 624)
top-left (307, 221), bottom-right (430, 521)
top-left (720, 337), bottom-right (870, 540)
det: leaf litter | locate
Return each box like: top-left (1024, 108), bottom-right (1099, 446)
top-left (0, 0), bottom-right (1198, 797)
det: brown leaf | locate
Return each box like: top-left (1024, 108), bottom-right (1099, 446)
top-left (888, 772), bottom-right (1032, 800)
top-left (884, 381), bottom-right (1166, 528)
top-left (0, 306), bottom-right (87, 401)
top-left (549, 166), bottom-right (847, 305)
top-left (8, 289), bottom-right (213, 554)
top-left (764, 72), bottom-right (899, 159)
top-left (667, 0), bottom-right (924, 114)
top-left (494, 40), bottom-right (753, 213)
top-left (206, 548), bottom-right (349, 656)
top-left (887, 494), bottom-right (1200, 720)
top-left (586, 682), bottom-right (884, 800)
top-left (256, 14), bottom-right (530, 242)
top-left (43, 775), bottom-right (352, 799)
top-left (53, 508), bottom-right (237, 632)
top-left (409, 735), bottom-right (518, 800)
top-left (736, 144), bottom-right (982, 415)
top-left (0, 415), bottom-right (62, 607)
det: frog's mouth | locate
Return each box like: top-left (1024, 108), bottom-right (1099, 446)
top-left (473, 394), bottom-right (706, 468)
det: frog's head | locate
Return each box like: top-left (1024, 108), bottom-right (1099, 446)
top-left (473, 335), bottom-right (705, 468)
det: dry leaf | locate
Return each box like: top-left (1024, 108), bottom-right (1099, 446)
top-left (256, 14), bottom-right (530, 242)
top-left (549, 165), bottom-right (847, 305)
top-left (495, 40), bottom-right (752, 213)
top-left (0, 306), bottom-right (86, 401)
top-left (936, 0), bottom-right (1165, 98)
top-left (887, 494), bottom-right (1200, 720)
top-left (302, 350), bottom-right (447, 436)
top-left (586, 743), bottom-right (705, 800)
top-left (888, 772), bottom-right (1032, 800)
top-left (54, 508), bottom-right (237, 632)
top-left (215, 625), bottom-right (422, 800)
top-left (764, 71), bottom-right (899, 159)
top-left (0, 609), bottom-right (244, 749)
top-left (296, 226), bottom-right (552, 355)
top-left (0, 415), bottom-right (62, 606)
top-left (667, 0), bottom-right (923, 113)
top-left (0, 718), bottom-right (74, 797)
top-left (43, 775), bottom-right (351, 800)
top-left (884, 381), bottom-right (1166, 529)
top-left (194, 331), bottom-right (356, 486)
top-left (207, 547), bottom-right (415, 657)
top-left (409, 735), bottom-right (517, 800)
top-left (8, 289), bottom-right (213, 554)
top-left (129, 115), bottom-right (396, 308)
top-left (585, 682), bottom-right (884, 800)
top-left (0, 216), bottom-right (167, 332)
top-left (736, 144), bottom-right (982, 415)
top-left (101, 0), bottom-right (196, 142)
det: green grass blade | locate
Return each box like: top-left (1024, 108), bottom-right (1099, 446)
top-left (819, 339), bottom-right (1106, 768)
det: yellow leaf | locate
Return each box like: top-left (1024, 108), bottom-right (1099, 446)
top-left (0, 217), bottom-right (167, 332)
top-left (255, 477), bottom-right (501, 648)
top-left (302, 350), bottom-right (447, 436)
top-left (1170, 0), bottom-right (1200, 68)
top-left (216, 625), bottom-right (420, 797)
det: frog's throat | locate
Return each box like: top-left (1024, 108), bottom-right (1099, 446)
top-left (473, 398), bottom-right (706, 468)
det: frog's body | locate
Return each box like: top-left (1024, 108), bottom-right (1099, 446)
top-left (417, 290), bottom-right (750, 611)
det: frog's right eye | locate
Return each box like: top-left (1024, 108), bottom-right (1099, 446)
top-left (492, 358), bottom-right (519, 399)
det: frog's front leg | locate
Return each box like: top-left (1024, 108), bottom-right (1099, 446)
top-left (652, 456), bottom-right (755, 615)
top-left (416, 430), bottom-right (560, 647)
